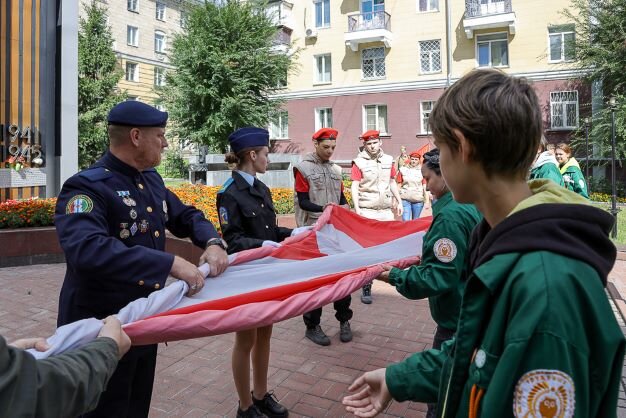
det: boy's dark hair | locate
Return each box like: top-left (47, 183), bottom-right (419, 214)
top-left (429, 69), bottom-right (542, 179)
top-left (423, 149), bottom-right (441, 176)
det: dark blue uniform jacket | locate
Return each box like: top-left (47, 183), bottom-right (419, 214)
top-left (216, 171), bottom-right (292, 254)
top-left (55, 151), bottom-right (219, 325)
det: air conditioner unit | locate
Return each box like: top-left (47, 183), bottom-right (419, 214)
top-left (305, 28), bottom-right (318, 38)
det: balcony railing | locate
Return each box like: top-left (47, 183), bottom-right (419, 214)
top-left (272, 27), bottom-right (291, 47)
top-left (347, 11), bottom-right (391, 32)
top-left (465, 0), bottom-right (512, 18)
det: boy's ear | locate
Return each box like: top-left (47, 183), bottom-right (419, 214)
top-left (453, 129), bottom-right (474, 164)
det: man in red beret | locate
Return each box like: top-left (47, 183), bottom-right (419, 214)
top-left (351, 130), bottom-right (402, 304)
top-left (294, 127), bottom-right (353, 346)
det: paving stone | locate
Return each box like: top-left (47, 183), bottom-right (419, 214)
top-left (0, 258), bottom-right (624, 417)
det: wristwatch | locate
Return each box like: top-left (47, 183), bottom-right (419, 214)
top-left (206, 237), bottom-right (228, 251)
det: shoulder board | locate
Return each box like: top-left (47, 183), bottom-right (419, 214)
top-left (78, 167), bottom-right (112, 182)
top-left (218, 178), bottom-right (234, 194)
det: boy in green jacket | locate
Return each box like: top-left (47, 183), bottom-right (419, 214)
top-left (343, 69), bottom-right (624, 418)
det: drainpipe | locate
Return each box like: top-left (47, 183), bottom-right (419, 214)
top-left (445, 0), bottom-right (452, 87)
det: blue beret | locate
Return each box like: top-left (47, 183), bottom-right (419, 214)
top-left (107, 101), bottom-right (168, 127)
top-left (228, 127), bottom-right (269, 153)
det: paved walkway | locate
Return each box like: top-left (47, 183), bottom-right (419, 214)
top-left (0, 257), bottom-right (624, 418)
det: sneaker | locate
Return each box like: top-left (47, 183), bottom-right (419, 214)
top-left (252, 391), bottom-right (289, 418)
top-left (339, 321), bottom-right (353, 343)
top-left (361, 284), bottom-right (372, 304)
top-left (237, 404), bottom-right (268, 418)
top-left (305, 325), bottom-right (331, 346)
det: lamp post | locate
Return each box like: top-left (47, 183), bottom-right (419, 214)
top-left (584, 116), bottom-right (590, 189)
top-left (609, 96), bottom-right (619, 239)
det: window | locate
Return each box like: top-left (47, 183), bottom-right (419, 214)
top-left (550, 91), bottom-right (579, 129)
top-left (315, 108), bottom-right (333, 130)
top-left (477, 32), bottom-right (508, 67)
top-left (155, 31), bottom-right (166, 53)
top-left (419, 40), bottom-right (441, 73)
top-left (362, 47), bottom-right (386, 80)
top-left (127, 0), bottom-right (138, 12)
top-left (364, 104), bottom-right (388, 134)
top-left (270, 111), bottom-right (289, 139)
top-left (362, 0), bottom-right (385, 14)
top-left (125, 62), bottom-right (138, 82)
top-left (549, 25), bottom-right (575, 62)
top-left (314, 0), bottom-right (330, 28)
top-left (154, 67), bottom-right (166, 86)
top-left (420, 101), bottom-right (435, 134)
top-left (127, 26), bottom-right (139, 47)
top-left (156, 1), bottom-right (166, 21)
top-left (315, 54), bottom-right (332, 83)
top-left (418, 0), bottom-right (438, 12)
top-left (480, 0), bottom-right (506, 15)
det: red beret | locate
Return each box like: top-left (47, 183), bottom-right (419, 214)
top-left (360, 130), bottom-right (380, 141)
top-left (409, 151), bottom-right (422, 158)
top-left (312, 128), bottom-right (339, 140)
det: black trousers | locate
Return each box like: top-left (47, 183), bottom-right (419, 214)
top-left (303, 295), bottom-right (353, 328)
top-left (426, 326), bottom-right (455, 418)
top-left (80, 344), bottom-right (158, 418)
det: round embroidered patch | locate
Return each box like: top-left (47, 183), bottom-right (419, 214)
top-left (514, 369), bottom-right (575, 418)
top-left (433, 238), bottom-right (457, 263)
top-left (66, 195), bottom-right (94, 214)
top-left (474, 349), bottom-right (486, 368)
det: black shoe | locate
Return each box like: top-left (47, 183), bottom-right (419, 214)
top-left (253, 391), bottom-right (289, 418)
top-left (237, 404), bottom-right (268, 418)
top-left (361, 284), bottom-right (372, 304)
top-left (305, 325), bottom-right (331, 346)
top-left (339, 321), bottom-right (352, 343)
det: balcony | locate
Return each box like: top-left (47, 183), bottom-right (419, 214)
top-left (344, 11), bottom-right (393, 52)
top-left (462, 0), bottom-right (516, 39)
top-left (271, 27), bottom-right (292, 54)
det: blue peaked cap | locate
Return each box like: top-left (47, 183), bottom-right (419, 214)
top-left (107, 101), bottom-right (168, 127)
top-left (228, 127), bottom-right (269, 153)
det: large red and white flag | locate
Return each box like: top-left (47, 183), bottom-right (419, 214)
top-left (30, 205), bottom-right (431, 359)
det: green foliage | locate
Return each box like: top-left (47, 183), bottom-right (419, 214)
top-left (564, 0), bottom-right (626, 162)
top-left (78, 1), bottom-right (126, 168)
top-left (157, 150), bottom-right (189, 179)
top-left (160, 0), bottom-right (298, 152)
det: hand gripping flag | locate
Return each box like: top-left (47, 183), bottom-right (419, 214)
top-left (29, 205), bottom-right (431, 359)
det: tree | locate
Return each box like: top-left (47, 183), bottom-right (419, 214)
top-left (78, 0), bottom-right (125, 168)
top-left (564, 0), bottom-right (626, 163)
top-left (160, 0), bottom-right (298, 152)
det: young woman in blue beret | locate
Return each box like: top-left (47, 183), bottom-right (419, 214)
top-left (216, 127), bottom-right (303, 418)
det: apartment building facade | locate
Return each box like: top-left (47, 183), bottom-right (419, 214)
top-left (270, 0), bottom-right (585, 162)
top-left (80, 0), bottom-right (191, 108)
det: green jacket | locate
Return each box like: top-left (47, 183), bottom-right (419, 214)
top-left (386, 180), bottom-right (624, 418)
top-left (0, 337), bottom-right (119, 417)
top-left (529, 152), bottom-right (564, 187)
top-left (560, 158), bottom-right (589, 198)
top-left (389, 192), bottom-right (481, 330)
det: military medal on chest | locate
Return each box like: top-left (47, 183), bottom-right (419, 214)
top-left (117, 190), bottom-right (136, 207)
top-left (129, 209), bottom-right (138, 220)
top-left (130, 222), bottom-right (138, 236)
top-left (119, 223), bottom-right (130, 239)
top-left (140, 219), bottom-right (149, 233)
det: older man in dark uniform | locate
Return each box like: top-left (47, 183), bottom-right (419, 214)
top-left (55, 101), bottom-right (229, 417)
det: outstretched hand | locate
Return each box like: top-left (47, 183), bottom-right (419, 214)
top-left (376, 264), bottom-right (393, 283)
top-left (342, 368), bottom-right (392, 417)
top-left (9, 337), bottom-right (50, 352)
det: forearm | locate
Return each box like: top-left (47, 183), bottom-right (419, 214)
top-left (390, 181), bottom-right (402, 203)
top-left (389, 263), bottom-right (461, 300)
top-left (0, 337), bottom-right (119, 418)
top-left (296, 191), bottom-right (324, 212)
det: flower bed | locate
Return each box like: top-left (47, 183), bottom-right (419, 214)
top-left (589, 192), bottom-right (626, 204)
top-left (0, 184), bottom-right (353, 230)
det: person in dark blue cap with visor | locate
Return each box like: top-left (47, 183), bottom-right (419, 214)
top-left (217, 127), bottom-right (307, 418)
top-left (54, 100), bottom-right (229, 417)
